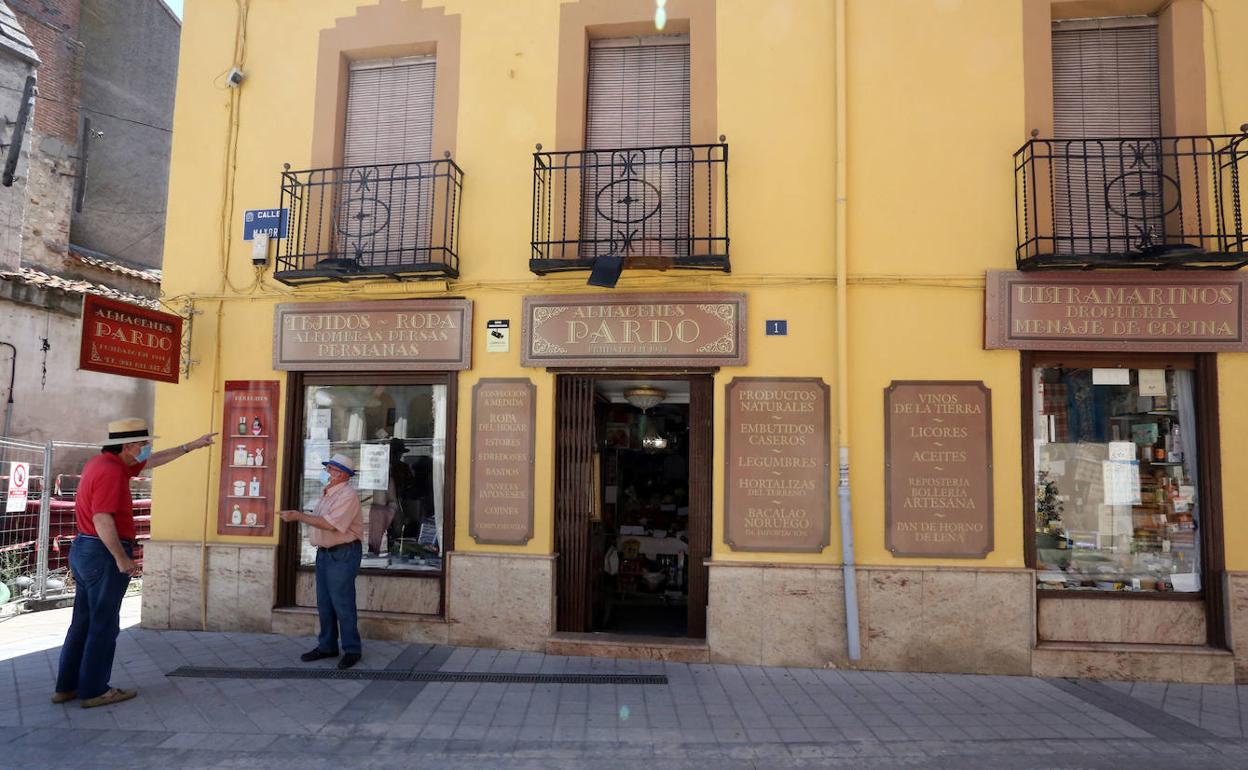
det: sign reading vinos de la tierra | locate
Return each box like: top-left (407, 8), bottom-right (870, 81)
top-left (885, 381), bottom-right (993, 558)
top-left (273, 299), bottom-right (472, 371)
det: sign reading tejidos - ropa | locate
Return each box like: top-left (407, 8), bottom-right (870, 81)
top-left (885, 381), bottom-right (993, 558)
top-left (521, 293), bottom-right (747, 368)
top-left (985, 271), bottom-right (1248, 352)
top-left (79, 295), bottom-right (183, 384)
top-left (724, 378), bottom-right (830, 552)
top-left (469, 379), bottom-right (536, 546)
top-left (273, 299), bottom-right (472, 371)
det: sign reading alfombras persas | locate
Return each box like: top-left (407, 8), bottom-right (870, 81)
top-left (724, 378), bottom-right (830, 552)
top-left (79, 294), bottom-right (183, 384)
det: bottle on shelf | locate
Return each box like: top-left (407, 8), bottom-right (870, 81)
top-left (230, 504), bottom-right (242, 525)
top-left (232, 479), bottom-right (246, 496)
top-left (252, 416), bottom-right (263, 436)
top-left (254, 446), bottom-right (263, 466)
top-left (233, 444), bottom-right (247, 466)
top-left (249, 475), bottom-right (260, 497)
top-left (1167, 423), bottom-right (1184, 463)
top-left (237, 416), bottom-right (247, 436)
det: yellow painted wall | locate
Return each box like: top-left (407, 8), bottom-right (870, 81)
top-left (154, 0), bottom-right (1248, 579)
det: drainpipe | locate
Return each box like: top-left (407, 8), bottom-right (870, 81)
top-left (834, 0), bottom-right (861, 663)
top-left (0, 341), bottom-right (15, 442)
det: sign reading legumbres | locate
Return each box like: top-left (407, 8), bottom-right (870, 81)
top-left (521, 293), bottom-right (746, 368)
top-left (985, 271), bottom-right (1248, 352)
top-left (79, 295), bottom-right (183, 384)
top-left (469, 379), bottom-right (536, 545)
top-left (273, 299), bottom-right (472, 371)
top-left (885, 381), bottom-right (993, 558)
top-left (724, 378), bottom-right (830, 552)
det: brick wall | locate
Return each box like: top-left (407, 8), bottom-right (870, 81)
top-left (9, 0), bottom-right (81, 143)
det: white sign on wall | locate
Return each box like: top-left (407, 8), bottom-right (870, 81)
top-left (357, 443), bottom-right (390, 491)
top-left (6, 462), bottom-right (29, 513)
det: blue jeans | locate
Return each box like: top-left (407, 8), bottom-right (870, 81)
top-left (55, 536), bottom-right (132, 699)
top-left (314, 540), bottom-right (362, 655)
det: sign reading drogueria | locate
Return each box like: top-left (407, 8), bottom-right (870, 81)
top-left (273, 299), bottom-right (472, 371)
top-left (521, 293), bottom-right (746, 367)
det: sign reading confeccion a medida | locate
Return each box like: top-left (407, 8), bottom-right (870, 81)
top-left (273, 299), bottom-right (472, 371)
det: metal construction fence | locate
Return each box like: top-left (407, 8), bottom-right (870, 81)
top-left (0, 437), bottom-right (151, 606)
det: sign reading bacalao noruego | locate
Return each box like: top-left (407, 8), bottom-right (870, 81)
top-left (273, 299), bottom-right (472, 371)
top-left (985, 271), bottom-right (1248, 352)
top-left (521, 293), bottom-right (746, 367)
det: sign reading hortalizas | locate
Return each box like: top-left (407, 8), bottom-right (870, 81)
top-left (985, 271), bottom-right (1248, 352)
top-left (521, 293), bottom-right (747, 368)
top-left (273, 299), bottom-right (472, 371)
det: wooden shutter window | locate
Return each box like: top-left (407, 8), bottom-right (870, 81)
top-left (343, 57), bottom-right (436, 167)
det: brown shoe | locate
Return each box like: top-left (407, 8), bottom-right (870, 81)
top-left (80, 687), bottom-right (137, 708)
top-left (50, 690), bottom-right (76, 704)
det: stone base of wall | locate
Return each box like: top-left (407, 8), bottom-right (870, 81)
top-left (445, 551), bottom-right (554, 651)
top-left (1038, 596), bottom-right (1206, 645)
top-left (271, 606), bottom-right (450, 645)
top-left (708, 563), bottom-right (1034, 675)
top-left (141, 540), bottom-right (274, 633)
top-left (1033, 642), bottom-right (1233, 683)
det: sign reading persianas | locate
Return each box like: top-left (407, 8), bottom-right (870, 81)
top-left (79, 295), bottom-right (182, 384)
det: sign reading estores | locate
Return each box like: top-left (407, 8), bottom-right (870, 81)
top-left (79, 295), bottom-right (183, 384)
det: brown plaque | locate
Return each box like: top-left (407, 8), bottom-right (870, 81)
top-left (885, 381), bottom-right (993, 558)
top-left (273, 299), bottom-right (472, 371)
top-left (521, 292), bottom-right (746, 368)
top-left (724, 378), bottom-right (830, 552)
top-left (985, 271), bottom-right (1248, 352)
top-left (469, 378), bottom-right (536, 545)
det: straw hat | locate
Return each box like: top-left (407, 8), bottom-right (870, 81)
top-left (322, 453), bottom-right (356, 476)
top-left (101, 417), bottom-right (159, 446)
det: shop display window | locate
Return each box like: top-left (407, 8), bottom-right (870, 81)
top-left (298, 383), bottom-right (449, 573)
top-left (1032, 365), bottom-right (1200, 594)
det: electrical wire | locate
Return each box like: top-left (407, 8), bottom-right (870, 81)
top-left (0, 82), bottom-right (172, 133)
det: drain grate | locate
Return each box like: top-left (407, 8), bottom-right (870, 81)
top-left (167, 666), bottom-right (667, 685)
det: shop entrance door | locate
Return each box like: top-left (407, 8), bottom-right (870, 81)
top-left (554, 372), bottom-right (711, 638)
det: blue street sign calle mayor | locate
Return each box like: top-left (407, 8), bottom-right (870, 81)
top-left (243, 208), bottom-right (288, 241)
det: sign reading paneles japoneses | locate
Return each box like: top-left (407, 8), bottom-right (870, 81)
top-left (885, 381), bottom-right (993, 558)
top-left (273, 299), bottom-right (472, 371)
top-left (724, 378), bottom-right (830, 552)
top-left (521, 293), bottom-right (746, 368)
top-left (985, 271), bottom-right (1248, 352)
top-left (79, 295), bottom-right (182, 384)
top-left (469, 379), bottom-right (536, 545)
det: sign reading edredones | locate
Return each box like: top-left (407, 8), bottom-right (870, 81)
top-left (521, 293), bottom-right (746, 368)
top-left (273, 299), bottom-right (472, 371)
top-left (79, 295), bottom-right (183, 384)
top-left (985, 271), bottom-right (1248, 352)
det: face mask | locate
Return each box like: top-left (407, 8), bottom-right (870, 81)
top-left (319, 470), bottom-right (330, 485)
top-left (136, 444), bottom-right (152, 462)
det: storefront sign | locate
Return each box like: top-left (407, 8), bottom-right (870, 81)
top-left (273, 299), bottom-right (472, 371)
top-left (885, 381), bottom-right (993, 558)
top-left (521, 293), bottom-right (746, 368)
top-left (985, 271), bottom-right (1248, 352)
top-left (78, 295), bottom-right (182, 384)
top-left (724, 378), bottom-right (830, 552)
top-left (469, 379), bottom-right (536, 545)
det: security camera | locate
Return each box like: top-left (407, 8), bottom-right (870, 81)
top-left (226, 67), bottom-right (245, 88)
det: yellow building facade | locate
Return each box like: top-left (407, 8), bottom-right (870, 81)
top-left (144, 0), bottom-right (1248, 681)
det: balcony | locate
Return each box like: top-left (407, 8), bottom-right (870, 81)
top-left (530, 143), bottom-right (729, 274)
top-left (275, 159), bottom-right (463, 285)
top-left (1014, 134), bottom-right (1248, 270)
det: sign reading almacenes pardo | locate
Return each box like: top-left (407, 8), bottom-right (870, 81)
top-left (79, 295), bottom-right (183, 384)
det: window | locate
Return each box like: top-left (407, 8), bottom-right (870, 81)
top-left (1032, 362), bottom-right (1201, 594)
top-left (297, 382), bottom-right (449, 573)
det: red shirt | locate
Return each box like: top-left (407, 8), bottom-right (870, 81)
top-left (76, 452), bottom-right (146, 541)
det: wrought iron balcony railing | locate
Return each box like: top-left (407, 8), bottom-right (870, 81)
top-left (1015, 134), bottom-right (1248, 270)
top-left (275, 159), bottom-right (463, 285)
top-left (531, 143), bottom-right (729, 273)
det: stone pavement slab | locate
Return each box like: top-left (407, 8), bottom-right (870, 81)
top-left (2, 598), bottom-right (1248, 768)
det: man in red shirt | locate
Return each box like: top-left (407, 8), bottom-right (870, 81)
top-left (53, 417), bottom-right (215, 708)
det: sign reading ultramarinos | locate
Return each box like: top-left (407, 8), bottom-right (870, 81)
top-left (521, 293), bottom-right (747, 368)
top-left (273, 299), bottom-right (472, 371)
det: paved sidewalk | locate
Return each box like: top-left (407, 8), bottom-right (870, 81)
top-left (2, 601), bottom-right (1248, 768)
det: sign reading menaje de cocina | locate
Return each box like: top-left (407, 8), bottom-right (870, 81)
top-left (985, 271), bottom-right (1248, 352)
top-left (885, 381), bottom-right (993, 558)
top-left (79, 294), bottom-right (183, 384)
top-left (469, 379), bottom-right (536, 546)
top-left (273, 299), bottom-right (472, 371)
top-left (724, 378), bottom-right (830, 552)
top-left (521, 293), bottom-right (746, 368)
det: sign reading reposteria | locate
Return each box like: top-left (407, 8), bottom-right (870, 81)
top-left (724, 378), bottom-right (830, 552)
top-left (985, 271), bottom-right (1248, 352)
top-left (885, 381), bottom-right (992, 558)
top-left (79, 295), bottom-right (182, 384)
top-left (273, 299), bottom-right (472, 371)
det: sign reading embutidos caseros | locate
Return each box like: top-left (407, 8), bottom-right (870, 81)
top-left (885, 381), bottom-right (993, 558)
top-left (469, 379), bottom-right (536, 545)
top-left (724, 378), bottom-right (830, 552)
